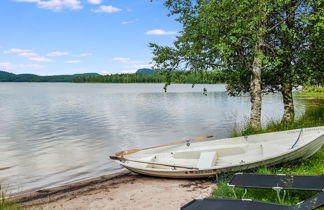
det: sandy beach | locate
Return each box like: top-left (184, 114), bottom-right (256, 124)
top-left (14, 170), bottom-right (216, 210)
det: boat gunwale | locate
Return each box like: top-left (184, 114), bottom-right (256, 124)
top-left (115, 127), bottom-right (324, 173)
top-left (115, 127), bottom-right (324, 157)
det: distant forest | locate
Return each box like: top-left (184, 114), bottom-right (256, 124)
top-left (73, 70), bottom-right (226, 84)
top-left (0, 71), bottom-right (99, 82)
top-left (0, 69), bottom-right (226, 84)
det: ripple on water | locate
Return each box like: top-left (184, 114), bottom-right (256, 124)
top-left (0, 83), bottom-right (291, 193)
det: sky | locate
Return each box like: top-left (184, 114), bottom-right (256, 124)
top-left (0, 0), bottom-right (180, 75)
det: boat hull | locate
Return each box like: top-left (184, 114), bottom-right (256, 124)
top-left (115, 127), bottom-right (324, 178)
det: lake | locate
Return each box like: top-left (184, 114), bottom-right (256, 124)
top-left (0, 83), bottom-right (306, 193)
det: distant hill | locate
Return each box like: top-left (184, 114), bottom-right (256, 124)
top-left (0, 71), bottom-right (100, 82)
top-left (135, 68), bottom-right (156, 74)
top-left (0, 71), bottom-right (16, 77)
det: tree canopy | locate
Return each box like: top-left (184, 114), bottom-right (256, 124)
top-left (150, 0), bottom-right (323, 128)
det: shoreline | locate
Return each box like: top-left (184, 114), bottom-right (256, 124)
top-left (12, 170), bottom-right (131, 203)
top-left (13, 170), bottom-right (216, 209)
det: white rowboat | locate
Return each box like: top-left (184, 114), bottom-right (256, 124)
top-left (110, 127), bottom-right (324, 178)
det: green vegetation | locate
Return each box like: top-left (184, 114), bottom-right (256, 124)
top-left (302, 86), bottom-right (324, 93)
top-left (0, 186), bottom-right (21, 210)
top-left (73, 70), bottom-right (226, 84)
top-left (0, 70), bottom-right (99, 82)
top-left (232, 104), bottom-right (324, 137)
top-left (0, 200), bottom-right (21, 210)
top-left (213, 149), bottom-right (323, 205)
top-left (151, 0), bottom-right (323, 129)
top-left (213, 101), bottom-right (324, 205)
top-left (295, 86), bottom-right (324, 97)
top-left (0, 69), bottom-right (227, 84)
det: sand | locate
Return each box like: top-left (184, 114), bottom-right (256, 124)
top-left (14, 170), bottom-right (216, 210)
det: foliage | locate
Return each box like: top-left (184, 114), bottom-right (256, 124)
top-left (73, 70), bottom-right (226, 84)
top-left (295, 86), bottom-right (324, 97)
top-left (151, 0), bottom-right (271, 95)
top-left (301, 0), bottom-right (324, 86)
top-left (302, 86), bottom-right (324, 93)
top-left (150, 0), bottom-right (323, 127)
top-left (150, 0), bottom-right (323, 93)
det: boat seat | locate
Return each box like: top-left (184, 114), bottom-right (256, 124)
top-left (173, 151), bottom-right (201, 159)
top-left (197, 152), bottom-right (217, 170)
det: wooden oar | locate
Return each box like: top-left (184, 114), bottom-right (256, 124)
top-left (110, 156), bottom-right (199, 170)
top-left (115, 135), bottom-right (213, 156)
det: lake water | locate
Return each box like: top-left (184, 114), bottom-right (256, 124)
top-left (0, 83), bottom-right (306, 193)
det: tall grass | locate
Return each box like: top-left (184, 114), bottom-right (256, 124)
top-left (213, 103), bottom-right (324, 206)
top-left (0, 185), bottom-right (21, 210)
top-left (232, 104), bottom-right (324, 137)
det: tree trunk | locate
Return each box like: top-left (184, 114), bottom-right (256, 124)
top-left (281, 82), bottom-right (295, 122)
top-left (280, 0), bottom-right (297, 122)
top-left (250, 51), bottom-right (262, 130)
top-left (249, 1), bottom-right (268, 130)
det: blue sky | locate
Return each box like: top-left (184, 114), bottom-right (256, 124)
top-left (0, 0), bottom-right (180, 75)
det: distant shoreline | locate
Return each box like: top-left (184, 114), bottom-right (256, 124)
top-left (0, 69), bottom-right (226, 84)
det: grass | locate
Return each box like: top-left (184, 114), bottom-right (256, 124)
top-left (213, 102), bottom-right (324, 206)
top-left (232, 105), bottom-right (324, 137)
top-left (295, 92), bottom-right (324, 97)
top-left (0, 186), bottom-right (22, 210)
top-left (295, 86), bottom-right (324, 97)
top-left (213, 149), bottom-right (324, 205)
top-left (303, 86), bottom-right (324, 93)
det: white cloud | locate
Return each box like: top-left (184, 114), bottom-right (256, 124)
top-left (3, 48), bottom-right (55, 62)
top-left (121, 19), bottom-right (138, 24)
top-left (4, 48), bottom-right (32, 54)
top-left (47, 51), bottom-right (69, 57)
top-left (121, 70), bottom-right (136, 74)
top-left (92, 5), bottom-right (121, 13)
top-left (112, 57), bottom-right (151, 71)
top-left (112, 57), bottom-right (131, 63)
top-left (0, 62), bottom-right (45, 70)
top-left (66, 60), bottom-right (81, 63)
top-left (19, 52), bottom-right (38, 57)
top-left (101, 70), bottom-right (109, 75)
top-left (123, 64), bottom-right (152, 70)
top-left (87, 0), bottom-right (102, 4)
top-left (28, 56), bottom-right (52, 62)
top-left (15, 0), bottom-right (39, 2)
top-left (75, 53), bottom-right (92, 57)
top-left (146, 29), bottom-right (177, 35)
top-left (39, 0), bottom-right (82, 11)
top-left (133, 64), bottom-right (152, 69)
top-left (15, 0), bottom-right (83, 11)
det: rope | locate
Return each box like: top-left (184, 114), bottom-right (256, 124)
top-left (290, 128), bottom-right (303, 149)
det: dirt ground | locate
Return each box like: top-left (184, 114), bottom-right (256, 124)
top-left (14, 170), bottom-right (216, 210)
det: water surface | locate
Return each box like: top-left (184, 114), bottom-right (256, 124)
top-left (0, 83), bottom-right (305, 193)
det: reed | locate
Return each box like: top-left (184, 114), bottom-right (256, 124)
top-left (0, 185), bottom-right (21, 210)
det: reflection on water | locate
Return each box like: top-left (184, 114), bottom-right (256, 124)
top-left (0, 83), bottom-right (305, 193)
